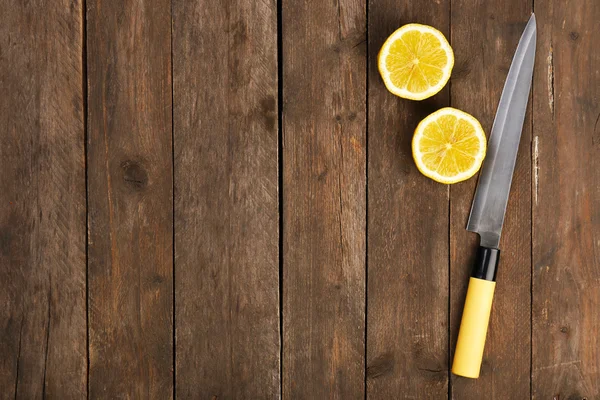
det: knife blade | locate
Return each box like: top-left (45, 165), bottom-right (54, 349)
top-left (452, 14), bottom-right (536, 379)
top-left (467, 14), bottom-right (537, 249)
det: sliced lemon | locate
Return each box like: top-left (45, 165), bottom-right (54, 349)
top-left (378, 24), bottom-right (454, 100)
top-left (412, 108), bottom-right (486, 184)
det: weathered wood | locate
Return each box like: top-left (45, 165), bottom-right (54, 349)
top-left (86, 1), bottom-right (173, 397)
top-left (366, 2), bottom-right (449, 398)
top-left (449, 3), bottom-right (532, 398)
top-left (532, 2), bottom-right (600, 398)
top-left (282, 0), bottom-right (366, 397)
top-left (172, 0), bottom-right (280, 398)
top-left (0, 1), bottom-right (86, 398)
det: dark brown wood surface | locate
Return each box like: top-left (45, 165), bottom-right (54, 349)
top-left (282, 0), bottom-right (366, 398)
top-left (86, 0), bottom-right (173, 397)
top-left (532, 1), bottom-right (600, 398)
top-left (172, 0), bottom-right (280, 397)
top-left (0, 1), bottom-right (87, 398)
top-left (1, 0), bottom-right (600, 398)
top-left (367, 1), bottom-right (450, 398)
top-left (450, 2), bottom-right (532, 398)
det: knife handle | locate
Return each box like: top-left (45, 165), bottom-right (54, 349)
top-left (452, 247), bottom-right (500, 378)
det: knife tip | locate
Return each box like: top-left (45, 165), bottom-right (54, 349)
top-left (528, 13), bottom-right (536, 27)
top-left (524, 13), bottom-right (537, 39)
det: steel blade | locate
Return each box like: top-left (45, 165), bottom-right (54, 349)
top-left (467, 14), bottom-right (537, 248)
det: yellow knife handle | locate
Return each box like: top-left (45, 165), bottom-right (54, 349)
top-left (452, 247), bottom-right (499, 379)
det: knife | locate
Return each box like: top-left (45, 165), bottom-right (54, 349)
top-left (451, 14), bottom-right (536, 379)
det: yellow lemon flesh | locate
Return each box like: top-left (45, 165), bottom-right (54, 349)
top-left (412, 108), bottom-right (486, 184)
top-left (378, 24), bottom-right (454, 100)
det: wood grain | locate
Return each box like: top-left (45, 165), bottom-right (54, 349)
top-left (86, 0), bottom-right (173, 397)
top-left (282, 0), bottom-right (366, 397)
top-left (366, 2), bottom-right (449, 398)
top-left (3, 1), bottom-right (600, 397)
top-left (449, 3), bottom-right (532, 398)
top-left (0, 1), bottom-right (86, 398)
top-left (532, 2), bottom-right (600, 398)
top-left (172, 0), bottom-right (280, 398)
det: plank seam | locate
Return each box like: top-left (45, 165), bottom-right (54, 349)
top-left (530, 3), bottom-right (535, 400)
top-left (42, 275), bottom-right (52, 398)
top-left (447, 1), bottom-right (453, 398)
top-left (364, 0), bottom-right (369, 397)
top-left (277, 0), bottom-right (284, 397)
top-left (14, 317), bottom-right (23, 399)
top-left (82, 0), bottom-right (90, 396)
top-left (171, 0), bottom-right (176, 397)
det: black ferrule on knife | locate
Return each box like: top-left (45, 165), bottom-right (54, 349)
top-left (471, 246), bottom-right (500, 281)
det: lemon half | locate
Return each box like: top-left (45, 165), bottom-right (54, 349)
top-left (378, 24), bottom-right (454, 100)
top-left (412, 108), bottom-right (486, 184)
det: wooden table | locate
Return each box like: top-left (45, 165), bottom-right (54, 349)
top-left (1, 0), bottom-right (598, 398)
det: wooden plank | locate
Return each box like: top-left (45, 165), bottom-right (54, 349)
top-left (86, 1), bottom-right (173, 397)
top-left (366, 2), bottom-right (449, 399)
top-left (449, 3), bottom-right (532, 398)
top-left (282, 0), bottom-right (366, 397)
top-left (532, 2), bottom-right (600, 398)
top-left (0, 1), bottom-right (86, 398)
top-left (172, 0), bottom-right (280, 398)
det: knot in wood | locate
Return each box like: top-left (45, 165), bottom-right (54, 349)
top-left (121, 160), bottom-right (148, 190)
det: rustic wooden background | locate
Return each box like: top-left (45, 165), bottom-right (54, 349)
top-left (1, 0), bottom-right (598, 398)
